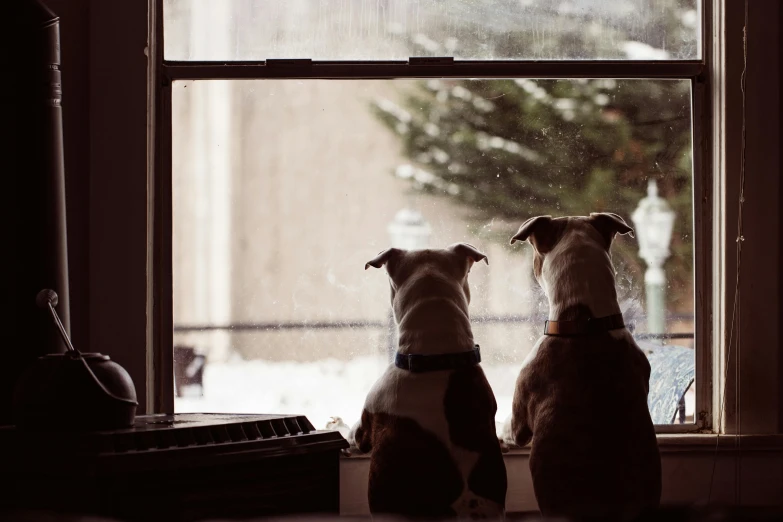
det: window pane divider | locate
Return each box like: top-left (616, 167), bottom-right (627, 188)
top-left (162, 60), bottom-right (705, 81)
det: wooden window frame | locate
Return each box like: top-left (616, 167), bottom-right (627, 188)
top-left (143, 0), bottom-right (780, 436)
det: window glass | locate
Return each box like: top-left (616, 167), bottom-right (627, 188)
top-left (172, 78), bottom-right (696, 431)
top-left (163, 0), bottom-right (701, 61)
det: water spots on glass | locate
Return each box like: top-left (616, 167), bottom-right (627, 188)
top-left (165, 0), bottom-right (702, 62)
top-left (172, 77), bottom-right (696, 428)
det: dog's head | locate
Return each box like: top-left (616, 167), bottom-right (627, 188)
top-left (509, 213), bottom-right (634, 300)
top-left (364, 243), bottom-right (488, 320)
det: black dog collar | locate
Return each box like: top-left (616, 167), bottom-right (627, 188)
top-left (395, 345), bottom-right (481, 373)
top-left (544, 313), bottom-right (625, 336)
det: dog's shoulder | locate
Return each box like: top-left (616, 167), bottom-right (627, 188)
top-left (443, 365), bottom-right (498, 447)
top-left (445, 365), bottom-right (495, 406)
top-left (516, 331), bottom-right (651, 391)
top-left (364, 364), bottom-right (454, 414)
top-left (606, 329), bottom-right (653, 381)
top-left (538, 329), bottom-right (647, 363)
top-left (355, 365), bottom-right (451, 451)
top-left (362, 364), bottom-right (400, 411)
top-left (516, 335), bottom-right (557, 383)
top-left (616, 330), bottom-right (653, 383)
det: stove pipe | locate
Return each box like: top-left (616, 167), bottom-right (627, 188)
top-left (1, 0), bottom-right (71, 423)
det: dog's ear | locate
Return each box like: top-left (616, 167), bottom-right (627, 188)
top-left (510, 215), bottom-right (564, 254)
top-left (451, 243), bottom-right (489, 267)
top-left (365, 248), bottom-right (402, 270)
top-left (588, 212), bottom-right (635, 248)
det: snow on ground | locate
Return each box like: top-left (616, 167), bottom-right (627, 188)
top-left (175, 355), bottom-right (520, 432)
top-left (621, 41), bottom-right (670, 60)
top-left (176, 351), bottom-right (695, 434)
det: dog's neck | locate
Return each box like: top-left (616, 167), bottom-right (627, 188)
top-left (542, 237), bottom-right (622, 321)
top-left (395, 297), bottom-right (476, 356)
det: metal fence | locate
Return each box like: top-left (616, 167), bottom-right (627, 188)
top-left (173, 313), bottom-right (696, 424)
top-left (173, 313), bottom-right (695, 339)
top-left (173, 312), bottom-right (695, 363)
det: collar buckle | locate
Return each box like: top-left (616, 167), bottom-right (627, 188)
top-left (544, 313), bottom-right (624, 337)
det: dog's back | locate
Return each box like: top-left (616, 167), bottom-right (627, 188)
top-left (358, 244), bottom-right (507, 518)
top-left (507, 213), bottom-right (663, 521)
top-left (355, 364), bottom-right (507, 519)
top-left (517, 329), bottom-right (661, 521)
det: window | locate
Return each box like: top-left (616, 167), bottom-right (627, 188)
top-left (157, 0), bottom-right (709, 435)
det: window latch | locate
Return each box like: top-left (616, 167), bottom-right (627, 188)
top-left (266, 59), bottom-right (313, 67)
top-left (408, 57), bottom-right (454, 66)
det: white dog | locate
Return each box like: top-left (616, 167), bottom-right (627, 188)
top-left (507, 213), bottom-right (661, 522)
top-left (349, 243), bottom-right (507, 519)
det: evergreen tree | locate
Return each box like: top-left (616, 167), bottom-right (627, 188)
top-left (371, 2), bottom-right (696, 314)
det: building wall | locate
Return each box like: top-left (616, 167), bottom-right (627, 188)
top-left (171, 76), bottom-right (537, 364)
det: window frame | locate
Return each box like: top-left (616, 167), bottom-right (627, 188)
top-left (149, 0), bottom-right (714, 434)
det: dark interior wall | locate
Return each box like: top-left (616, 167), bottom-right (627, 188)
top-left (87, 0), bottom-right (150, 412)
top-left (778, 2), bottom-right (783, 435)
top-left (734, 0), bottom-right (782, 434)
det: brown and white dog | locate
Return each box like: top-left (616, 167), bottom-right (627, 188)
top-left (349, 243), bottom-right (507, 519)
top-left (506, 213), bottom-right (661, 522)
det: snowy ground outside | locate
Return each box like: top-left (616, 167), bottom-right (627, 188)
top-left (175, 352), bottom-right (695, 434)
top-left (175, 355), bottom-right (521, 433)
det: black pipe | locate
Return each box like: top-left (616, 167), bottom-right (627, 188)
top-left (1, 0), bottom-right (71, 424)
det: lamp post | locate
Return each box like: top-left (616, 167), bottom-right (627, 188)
top-left (387, 207), bottom-right (432, 251)
top-left (384, 208), bottom-right (432, 359)
top-left (631, 180), bottom-right (676, 336)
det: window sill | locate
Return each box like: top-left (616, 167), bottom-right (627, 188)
top-left (339, 433), bottom-right (783, 460)
top-left (338, 434), bottom-right (783, 515)
top-left (502, 433), bottom-right (783, 455)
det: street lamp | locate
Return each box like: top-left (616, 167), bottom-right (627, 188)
top-left (384, 208), bottom-right (432, 359)
top-left (631, 180), bottom-right (676, 336)
top-left (387, 207), bottom-right (432, 251)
